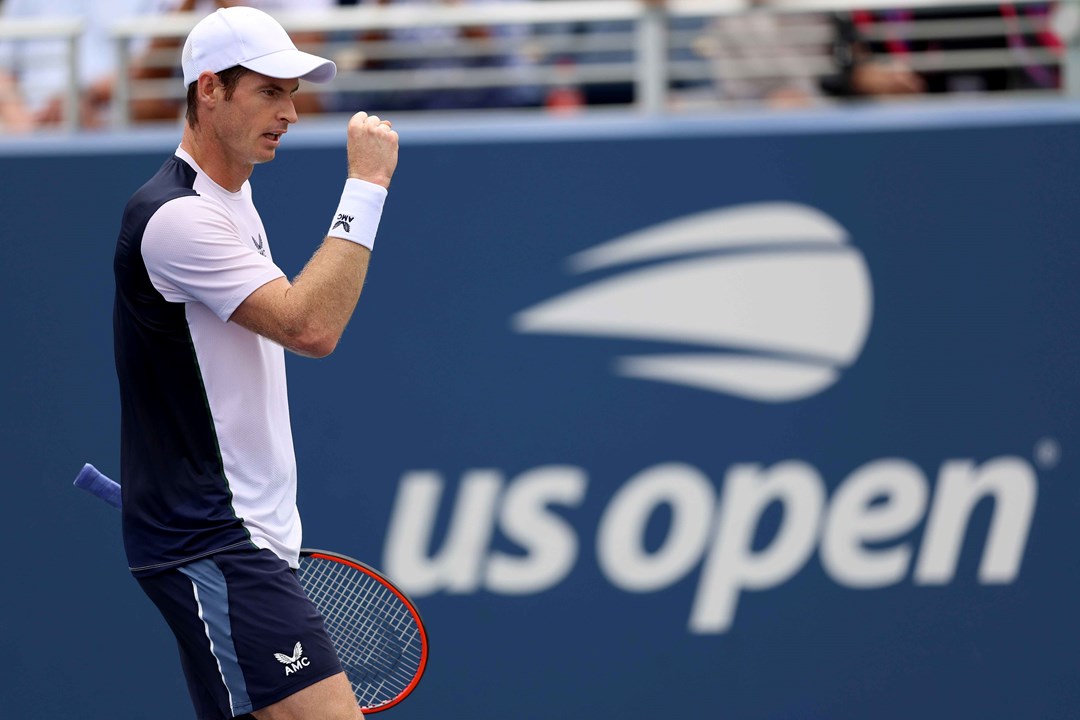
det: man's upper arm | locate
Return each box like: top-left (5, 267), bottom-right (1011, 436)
top-left (229, 277), bottom-right (295, 345)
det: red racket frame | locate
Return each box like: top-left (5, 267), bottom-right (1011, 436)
top-left (300, 549), bottom-right (429, 713)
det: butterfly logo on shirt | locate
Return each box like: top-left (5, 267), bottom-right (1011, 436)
top-left (252, 233), bottom-right (266, 256)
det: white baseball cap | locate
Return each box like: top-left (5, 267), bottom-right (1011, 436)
top-left (181, 6), bottom-right (337, 87)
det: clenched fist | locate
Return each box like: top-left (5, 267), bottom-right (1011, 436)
top-left (346, 112), bottom-right (399, 189)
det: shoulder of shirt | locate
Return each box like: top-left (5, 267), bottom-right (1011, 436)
top-left (148, 193), bottom-right (234, 233)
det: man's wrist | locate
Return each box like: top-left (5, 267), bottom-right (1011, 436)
top-left (328, 178), bottom-right (387, 251)
top-left (348, 172), bottom-right (391, 189)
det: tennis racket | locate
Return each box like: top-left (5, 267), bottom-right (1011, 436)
top-left (74, 463), bottom-right (428, 713)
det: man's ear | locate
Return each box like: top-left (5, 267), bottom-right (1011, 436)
top-left (196, 72), bottom-right (219, 109)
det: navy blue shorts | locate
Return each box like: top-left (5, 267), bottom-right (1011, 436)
top-left (137, 547), bottom-right (344, 719)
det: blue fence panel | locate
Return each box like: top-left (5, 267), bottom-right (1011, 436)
top-left (1, 104), bottom-right (1078, 719)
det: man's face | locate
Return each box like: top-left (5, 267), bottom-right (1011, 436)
top-left (212, 70), bottom-right (300, 167)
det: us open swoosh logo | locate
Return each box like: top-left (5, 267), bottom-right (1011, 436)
top-left (512, 203), bottom-right (873, 402)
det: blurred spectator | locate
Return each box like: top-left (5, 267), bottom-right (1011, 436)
top-left (842, 3), bottom-right (1061, 94)
top-left (0, 0), bottom-right (161, 131)
top-left (130, 0), bottom-right (336, 122)
top-left (334, 0), bottom-right (542, 112)
top-left (538, 15), bottom-right (634, 107)
top-left (704, 1), bottom-right (924, 108)
top-left (707, 5), bottom-right (832, 106)
top-left (538, 0), bottom-right (680, 108)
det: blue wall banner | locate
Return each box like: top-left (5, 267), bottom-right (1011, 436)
top-left (1, 104), bottom-right (1078, 719)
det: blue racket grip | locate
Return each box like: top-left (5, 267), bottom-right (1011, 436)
top-left (74, 463), bottom-right (122, 511)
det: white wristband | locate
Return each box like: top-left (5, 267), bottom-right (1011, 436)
top-left (327, 178), bottom-right (388, 251)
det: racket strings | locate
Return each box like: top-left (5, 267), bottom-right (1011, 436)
top-left (298, 557), bottom-right (424, 709)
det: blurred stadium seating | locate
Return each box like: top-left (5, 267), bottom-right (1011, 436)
top-left (0, 1), bottom-right (1073, 127)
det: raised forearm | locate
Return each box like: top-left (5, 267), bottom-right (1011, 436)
top-left (282, 237), bottom-right (372, 356)
top-left (230, 112), bottom-right (398, 357)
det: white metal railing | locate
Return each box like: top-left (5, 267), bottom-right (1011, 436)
top-left (0, 0), bottom-right (1074, 132)
top-left (105, 1), bottom-right (674, 125)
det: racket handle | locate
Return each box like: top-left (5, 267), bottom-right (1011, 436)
top-left (74, 463), bottom-right (122, 511)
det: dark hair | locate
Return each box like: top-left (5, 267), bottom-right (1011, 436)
top-left (185, 65), bottom-right (252, 127)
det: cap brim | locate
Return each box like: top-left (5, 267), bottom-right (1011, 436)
top-left (241, 49), bottom-right (337, 83)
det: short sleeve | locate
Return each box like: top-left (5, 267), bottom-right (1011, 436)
top-left (142, 195), bottom-right (286, 322)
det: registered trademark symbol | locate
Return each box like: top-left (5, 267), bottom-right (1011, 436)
top-left (1034, 438), bottom-right (1061, 470)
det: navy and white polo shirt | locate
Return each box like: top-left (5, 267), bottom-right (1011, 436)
top-left (114, 146), bottom-right (300, 576)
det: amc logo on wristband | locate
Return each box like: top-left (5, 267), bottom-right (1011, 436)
top-left (332, 213), bottom-right (354, 233)
top-left (328, 179), bottom-right (387, 251)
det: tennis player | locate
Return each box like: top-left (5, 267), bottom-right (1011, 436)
top-left (113, 7), bottom-right (396, 719)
